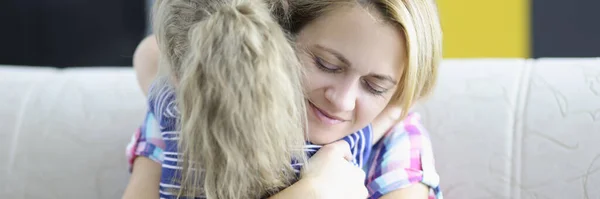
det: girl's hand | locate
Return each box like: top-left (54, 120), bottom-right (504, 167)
top-left (300, 140), bottom-right (369, 199)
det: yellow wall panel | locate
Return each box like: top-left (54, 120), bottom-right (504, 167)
top-left (437, 0), bottom-right (530, 58)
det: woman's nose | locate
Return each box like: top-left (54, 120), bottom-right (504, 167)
top-left (324, 81), bottom-right (358, 112)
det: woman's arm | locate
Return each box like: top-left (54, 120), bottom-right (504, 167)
top-left (122, 36), bottom-right (163, 199)
top-left (270, 144), bottom-right (431, 199)
top-left (122, 157), bottom-right (162, 199)
top-left (122, 116), bottom-right (165, 199)
top-left (267, 179), bottom-right (318, 199)
top-left (366, 112), bottom-right (442, 199)
top-left (379, 183), bottom-right (430, 199)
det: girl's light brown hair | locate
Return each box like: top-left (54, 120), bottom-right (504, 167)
top-left (152, 0), bottom-right (307, 198)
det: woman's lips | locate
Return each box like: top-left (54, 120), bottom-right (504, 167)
top-left (308, 101), bottom-right (346, 125)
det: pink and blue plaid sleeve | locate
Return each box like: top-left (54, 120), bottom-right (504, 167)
top-left (365, 112), bottom-right (442, 199)
top-left (125, 111), bottom-right (166, 172)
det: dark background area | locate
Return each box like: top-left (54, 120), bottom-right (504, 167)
top-left (0, 0), bottom-right (598, 67)
top-left (0, 0), bottom-right (146, 68)
top-left (531, 0), bottom-right (600, 58)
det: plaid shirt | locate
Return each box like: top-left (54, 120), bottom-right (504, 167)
top-left (127, 102), bottom-right (442, 199)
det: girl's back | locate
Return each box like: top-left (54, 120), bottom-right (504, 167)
top-left (151, 0), bottom-right (307, 198)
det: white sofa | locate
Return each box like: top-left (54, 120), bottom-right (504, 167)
top-left (1, 58), bottom-right (599, 199)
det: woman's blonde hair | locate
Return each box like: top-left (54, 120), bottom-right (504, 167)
top-left (277, 0), bottom-right (442, 119)
top-left (152, 0), bottom-right (307, 198)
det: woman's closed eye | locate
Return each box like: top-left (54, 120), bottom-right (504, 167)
top-left (313, 55), bottom-right (390, 96)
top-left (314, 57), bottom-right (342, 73)
top-left (362, 79), bottom-right (388, 96)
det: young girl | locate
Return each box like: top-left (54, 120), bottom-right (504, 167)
top-left (124, 0), bottom-right (443, 198)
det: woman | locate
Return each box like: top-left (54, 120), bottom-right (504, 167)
top-left (123, 0), bottom-right (442, 198)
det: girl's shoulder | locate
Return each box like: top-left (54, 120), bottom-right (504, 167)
top-left (147, 77), bottom-right (180, 130)
top-left (365, 112), bottom-right (442, 199)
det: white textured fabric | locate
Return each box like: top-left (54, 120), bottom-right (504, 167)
top-left (1, 58), bottom-right (599, 199)
top-left (0, 66), bottom-right (146, 199)
top-left (411, 58), bottom-right (600, 199)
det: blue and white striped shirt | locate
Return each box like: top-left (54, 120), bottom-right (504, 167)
top-left (148, 81), bottom-right (373, 199)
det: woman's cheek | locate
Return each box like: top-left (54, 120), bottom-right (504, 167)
top-left (302, 66), bottom-right (329, 89)
top-left (358, 97), bottom-right (389, 123)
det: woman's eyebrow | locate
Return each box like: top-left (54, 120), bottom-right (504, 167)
top-left (314, 44), bottom-right (351, 67)
top-left (370, 74), bottom-right (398, 85)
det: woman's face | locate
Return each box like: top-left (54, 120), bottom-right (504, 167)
top-left (296, 5), bottom-right (406, 145)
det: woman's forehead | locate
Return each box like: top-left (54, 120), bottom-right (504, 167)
top-left (298, 5), bottom-right (406, 79)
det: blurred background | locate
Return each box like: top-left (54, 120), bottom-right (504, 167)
top-left (0, 0), bottom-right (599, 67)
top-left (0, 0), bottom-right (148, 67)
top-left (1, 1), bottom-right (599, 198)
top-left (438, 0), bottom-right (600, 58)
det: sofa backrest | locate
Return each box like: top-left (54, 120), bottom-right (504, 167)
top-left (1, 58), bottom-right (599, 198)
